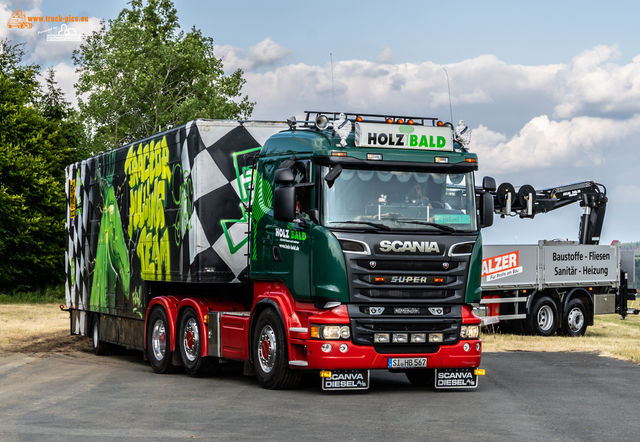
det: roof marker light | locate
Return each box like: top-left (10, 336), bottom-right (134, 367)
top-left (397, 118), bottom-right (404, 124)
top-left (437, 121), bottom-right (444, 127)
top-left (435, 157), bottom-right (449, 164)
top-left (356, 116), bottom-right (363, 122)
top-left (408, 119), bottom-right (414, 125)
top-left (386, 117), bottom-right (393, 124)
top-left (367, 153), bottom-right (383, 161)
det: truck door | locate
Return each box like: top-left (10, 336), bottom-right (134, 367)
top-left (271, 159), bottom-right (313, 300)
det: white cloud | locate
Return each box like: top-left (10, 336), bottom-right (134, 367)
top-left (214, 37), bottom-right (290, 73)
top-left (376, 46), bottom-right (394, 64)
top-left (552, 45), bottom-right (640, 118)
top-left (473, 114), bottom-right (640, 175)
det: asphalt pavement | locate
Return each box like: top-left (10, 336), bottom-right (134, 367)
top-left (0, 348), bottom-right (638, 441)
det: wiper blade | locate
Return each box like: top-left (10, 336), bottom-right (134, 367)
top-left (328, 221), bottom-right (391, 231)
top-left (395, 220), bottom-right (455, 232)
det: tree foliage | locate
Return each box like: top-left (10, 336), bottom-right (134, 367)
top-left (73, 0), bottom-right (255, 152)
top-left (0, 39), bottom-right (83, 291)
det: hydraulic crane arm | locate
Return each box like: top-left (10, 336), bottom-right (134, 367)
top-left (491, 181), bottom-right (607, 245)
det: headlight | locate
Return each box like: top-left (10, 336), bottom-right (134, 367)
top-left (460, 325), bottom-right (480, 339)
top-left (311, 325), bottom-right (351, 340)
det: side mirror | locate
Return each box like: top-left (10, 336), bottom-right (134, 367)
top-left (324, 164), bottom-right (343, 188)
top-left (274, 186), bottom-right (295, 221)
top-left (274, 168), bottom-right (295, 184)
top-left (482, 176), bottom-right (497, 192)
top-left (479, 191), bottom-right (494, 228)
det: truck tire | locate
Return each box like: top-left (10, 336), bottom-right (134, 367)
top-left (405, 369), bottom-right (435, 387)
top-left (179, 308), bottom-right (218, 375)
top-left (91, 315), bottom-right (109, 355)
top-left (524, 296), bottom-right (558, 336)
top-left (252, 309), bottom-right (302, 390)
top-left (147, 307), bottom-right (176, 374)
top-left (561, 298), bottom-right (588, 337)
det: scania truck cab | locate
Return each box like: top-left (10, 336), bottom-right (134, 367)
top-left (249, 112), bottom-right (494, 389)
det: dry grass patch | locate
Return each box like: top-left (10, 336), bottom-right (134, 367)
top-left (483, 310), bottom-right (640, 364)
top-left (0, 304), bottom-right (90, 354)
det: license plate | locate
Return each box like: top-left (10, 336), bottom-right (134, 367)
top-left (322, 370), bottom-right (370, 391)
top-left (435, 368), bottom-right (478, 389)
top-left (388, 358), bottom-right (427, 369)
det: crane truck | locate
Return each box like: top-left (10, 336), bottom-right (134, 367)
top-left (478, 181), bottom-right (638, 336)
top-left (64, 113), bottom-right (496, 390)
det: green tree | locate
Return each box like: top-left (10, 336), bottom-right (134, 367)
top-left (0, 39), bottom-right (83, 291)
top-left (73, 0), bottom-right (254, 152)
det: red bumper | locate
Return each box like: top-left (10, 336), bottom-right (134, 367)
top-left (302, 339), bottom-right (481, 370)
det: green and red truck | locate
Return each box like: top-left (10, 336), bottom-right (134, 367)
top-left (64, 112), bottom-right (494, 390)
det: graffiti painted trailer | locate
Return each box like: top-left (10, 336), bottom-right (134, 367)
top-left (65, 114), bottom-right (493, 390)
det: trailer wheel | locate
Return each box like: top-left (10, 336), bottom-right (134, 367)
top-left (525, 296), bottom-right (558, 336)
top-left (252, 309), bottom-right (302, 390)
top-left (561, 299), bottom-right (588, 337)
top-left (91, 315), bottom-right (109, 355)
top-left (179, 308), bottom-right (218, 375)
top-left (405, 369), bottom-right (435, 388)
top-left (147, 308), bottom-right (176, 374)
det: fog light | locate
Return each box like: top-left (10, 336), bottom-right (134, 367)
top-left (476, 342), bottom-right (481, 351)
top-left (411, 333), bottom-right (426, 343)
top-left (392, 333), bottom-right (408, 343)
top-left (463, 343), bottom-right (470, 352)
top-left (374, 333), bottom-right (390, 343)
top-left (321, 343), bottom-right (332, 353)
top-left (428, 333), bottom-right (443, 343)
top-left (339, 343), bottom-right (348, 353)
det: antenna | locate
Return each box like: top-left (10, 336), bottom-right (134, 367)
top-left (443, 67), bottom-right (454, 124)
top-left (330, 53), bottom-right (335, 120)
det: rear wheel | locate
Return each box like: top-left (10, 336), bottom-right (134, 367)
top-left (91, 315), bottom-right (109, 355)
top-left (561, 299), bottom-right (588, 337)
top-left (405, 369), bottom-right (435, 387)
top-left (147, 308), bottom-right (176, 374)
top-left (252, 309), bottom-right (302, 390)
top-left (179, 308), bottom-right (218, 375)
top-left (524, 296), bottom-right (558, 336)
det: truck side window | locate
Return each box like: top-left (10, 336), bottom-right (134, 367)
top-left (292, 160), bottom-right (313, 217)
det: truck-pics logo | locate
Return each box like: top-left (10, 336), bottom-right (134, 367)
top-left (378, 240), bottom-right (440, 253)
top-left (482, 251), bottom-right (522, 281)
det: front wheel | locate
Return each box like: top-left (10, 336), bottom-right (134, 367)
top-left (524, 296), bottom-right (559, 336)
top-left (405, 369), bottom-right (435, 387)
top-left (561, 299), bottom-right (588, 337)
top-left (252, 309), bottom-right (302, 390)
top-left (147, 307), bottom-right (176, 374)
top-left (179, 308), bottom-right (218, 375)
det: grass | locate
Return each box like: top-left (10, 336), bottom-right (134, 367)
top-left (0, 303), bottom-right (90, 353)
top-left (483, 300), bottom-right (640, 364)
top-left (0, 285), bottom-right (66, 304)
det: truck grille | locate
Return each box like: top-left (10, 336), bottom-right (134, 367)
top-left (361, 289), bottom-right (452, 299)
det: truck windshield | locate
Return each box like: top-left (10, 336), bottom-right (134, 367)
top-left (321, 166), bottom-right (477, 232)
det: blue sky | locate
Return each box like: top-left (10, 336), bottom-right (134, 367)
top-left (3, 0), bottom-right (640, 245)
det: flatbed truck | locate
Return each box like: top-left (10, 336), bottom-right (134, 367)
top-left (478, 181), bottom-right (638, 335)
